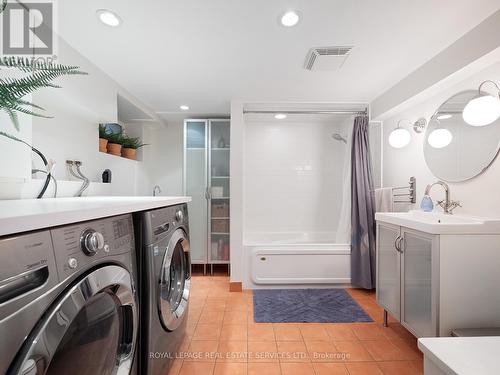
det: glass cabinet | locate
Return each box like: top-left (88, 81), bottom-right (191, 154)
top-left (376, 222), bottom-right (438, 338)
top-left (401, 228), bottom-right (437, 337)
top-left (376, 223), bottom-right (401, 321)
top-left (184, 119), bottom-right (230, 272)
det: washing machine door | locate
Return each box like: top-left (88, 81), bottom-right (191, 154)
top-left (9, 265), bottom-right (138, 375)
top-left (158, 228), bottom-right (191, 331)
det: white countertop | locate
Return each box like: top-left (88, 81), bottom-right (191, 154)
top-left (418, 337), bottom-right (500, 375)
top-left (0, 196), bottom-right (191, 236)
top-left (375, 210), bottom-right (500, 234)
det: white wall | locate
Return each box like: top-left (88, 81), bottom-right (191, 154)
top-left (143, 120), bottom-right (185, 196)
top-left (243, 115), bottom-right (350, 235)
top-left (382, 60), bottom-right (500, 216)
top-left (0, 34), bottom-right (159, 199)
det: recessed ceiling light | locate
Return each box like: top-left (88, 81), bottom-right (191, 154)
top-left (280, 11), bottom-right (300, 27)
top-left (436, 114), bottom-right (452, 120)
top-left (180, 105), bottom-right (190, 111)
top-left (274, 113), bottom-right (287, 120)
top-left (96, 9), bottom-right (121, 27)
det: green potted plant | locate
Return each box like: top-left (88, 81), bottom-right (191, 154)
top-left (106, 131), bottom-right (123, 156)
top-left (120, 134), bottom-right (148, 160)
top-left (98, 124), bottom-right (109, 152)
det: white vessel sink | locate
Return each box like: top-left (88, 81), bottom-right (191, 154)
top-left (375, 210), bottom-right (500, 234)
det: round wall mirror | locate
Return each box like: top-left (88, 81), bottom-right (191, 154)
top-left (424, 90), bottom-right (500, 182)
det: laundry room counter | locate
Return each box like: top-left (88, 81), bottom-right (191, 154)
top-left (418, 336), bottom-right (500, 375)
top-left (0, 196), bottom-right (191, 236)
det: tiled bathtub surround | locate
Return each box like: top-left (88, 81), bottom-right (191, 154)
top-left (169, 276), bottom-right (423, 375)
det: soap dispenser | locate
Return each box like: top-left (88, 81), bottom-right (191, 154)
top-left (420, 195), bottom-right (434, 212)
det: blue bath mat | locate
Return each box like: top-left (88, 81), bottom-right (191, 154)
top-left (253, 289), bottom-right (373, 323)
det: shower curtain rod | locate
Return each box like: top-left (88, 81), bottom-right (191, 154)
top-left (243, 109), bottom-right (368, 115)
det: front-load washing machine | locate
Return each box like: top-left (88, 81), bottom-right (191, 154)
top-left (134, 204), bottom-right (191, 375)
top-left (0, 214), bottom-right (138, 375)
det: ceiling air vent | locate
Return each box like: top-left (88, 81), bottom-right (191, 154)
top-left (304, 46), bottom-right (353, 71)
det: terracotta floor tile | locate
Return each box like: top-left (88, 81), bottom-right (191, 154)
top-left (224, 311), bottom-right (248, 325)
top-left (185, 323), bottom-right (196, 338)
top-left (248, 324), bottom-right (275, 341)
top-left (217, 341), bottom-right (248, 362)
top-left (333, 341), bottom-right (374, 362)
top-left (410, 360), bottom-right (423, 373)
top-left (377, 361), bottom-right (422, 375)
top-left (345, 362), bottom-right (384, 375)
top-left (226, 300), bottom-right (250, 312)
top-left (214, 362), bottom-right (247, 375)
top-left (273, 325), bottom-right (303, 341)
top-left (300, 325), bottom-right (331, 342)
top-left (179, 361), bottom-right (215, 375)
top-left (168, 359), bottom-right (183, 375)
top-left (276, 341), bottom-right (309, 362)
top-left (248, 341), bottom-right (279, 363)
top-left (186, 340), bottom-right (218, 362)
top-left (305, 341), bottom-right (338, 362)
top-left (361, 339), bottom-right (406, 361)
top-left (280, 362), bottom-right (315, 375)
top-left (312, 362), bottom-right (349, 375)
top-left (179, 335), bottom-right (191, 352)
top-left (327, 325), bottom-right (358, 341)
top-left (198, 310), bottom-right (225, 325)
top-left (204, 301), bottom-right (227, 312)
top-left (220, 324), bottom-right (248, 341)
top-left (206, 296), bottom-right (229, 302)
top-left (193, 324), bottom-right (222, 341)
top-left (384, 323), bottom-right (415, 342)
top-left (188, 276), bottom-right (423, 373)
top-left (352, 325), bottom-right (388, 340)
top-left (347, 288), bottom-right (376, 298)
top-left (186, 308), bottom-right (202, 325)
top-left (389, 338), bottom-right (422, 361)
top-left (248, 362), bottom-right (281, 375)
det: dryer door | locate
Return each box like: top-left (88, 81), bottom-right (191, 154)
top-left (9, 265), bottom-right (138, 375)
top-left (159, 228), bottom-right (191, 331)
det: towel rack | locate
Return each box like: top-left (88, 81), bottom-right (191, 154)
top-left (393, 176), bottom-right (416, 204)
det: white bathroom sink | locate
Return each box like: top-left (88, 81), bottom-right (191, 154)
top-left (375, 210), bottom-right (500, 234)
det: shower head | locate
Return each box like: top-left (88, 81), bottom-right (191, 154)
top-left (332, 133), bottom-right (347, 144)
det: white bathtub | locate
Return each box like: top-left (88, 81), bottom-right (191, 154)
top-left (244, 232), bottom-right (351, 289)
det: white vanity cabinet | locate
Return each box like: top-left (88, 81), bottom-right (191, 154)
top-left (376, 217), bottom-right (500, 338)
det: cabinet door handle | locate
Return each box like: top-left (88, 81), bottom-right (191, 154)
top-left (394, 236), bottom-right (400, 252)
top-left (400, 236), bottom-right (406, 253)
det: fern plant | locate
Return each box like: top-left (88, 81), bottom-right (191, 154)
top-left (0, 56), bottom-right (87, 130)
top-left (121, 134), bottom-right (148, 149)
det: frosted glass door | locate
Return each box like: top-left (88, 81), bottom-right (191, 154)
top-left (185, 120), bottom-right (208, 264)
top-left (376, 223), bottom-right (401, 320)
top-left (401, 229), bottom-right (436, 337)
top-left (209, 120), bottom-right (230, 263)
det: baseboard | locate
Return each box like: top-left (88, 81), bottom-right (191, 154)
top-left (229, 282), bottom-right (242, 292)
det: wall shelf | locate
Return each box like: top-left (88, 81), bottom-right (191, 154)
top-left (99, 150), bottom-right (142, 163)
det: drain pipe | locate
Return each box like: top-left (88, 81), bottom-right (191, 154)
top-left (67, 160), bottom-right (90, 197)
top-left (33, 168), bottom-right (58, 198)
top-left (0, 131), bottom-right (52, 199)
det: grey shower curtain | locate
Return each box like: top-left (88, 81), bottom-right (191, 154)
top-left (351, 116), bottom-right (376, 289)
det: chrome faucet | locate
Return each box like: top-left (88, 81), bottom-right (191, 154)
top-left (425, 181), bottom-right (461, 214)
top-left (153, 185), bottom-right (162, 197)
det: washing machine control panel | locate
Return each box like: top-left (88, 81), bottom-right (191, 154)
top-left (51, 214), bottom-right (134, 280)
top-left (80, 229), bottom-right (105, 255)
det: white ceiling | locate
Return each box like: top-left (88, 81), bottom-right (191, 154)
top-left (57, 0), bottom-right (500, 118)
